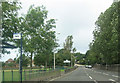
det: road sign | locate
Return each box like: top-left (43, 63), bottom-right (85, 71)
top-left (64, 60), bottom-right (70, 63)
top-left (13, 33), bottom-right (21, 39)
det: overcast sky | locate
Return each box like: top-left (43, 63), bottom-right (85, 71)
top-left (0, 0), bottom-right (113, 62)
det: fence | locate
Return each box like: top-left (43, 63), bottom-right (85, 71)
top-left (2, 66), bottom-right (78, 82)
top-left (94, 64), bottom-right (120, 72)
top-left (2, 69), bottom-right (61, 81)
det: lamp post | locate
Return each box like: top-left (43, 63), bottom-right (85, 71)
top-left (53, 49), bottom-right (57, 70)
top-left (54, 52), bottom-right (55, 70)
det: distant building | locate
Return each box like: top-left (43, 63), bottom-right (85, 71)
top-left (5, 58), bottom-right (19, 67)
top-left (6, 58), bottom-right (15, 64)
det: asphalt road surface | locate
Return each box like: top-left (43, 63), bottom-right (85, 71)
top-left (51, 66), bottom-right (120, 83)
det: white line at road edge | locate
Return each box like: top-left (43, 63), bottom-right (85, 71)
top-left (112, 75), bottom-right (119, 78)
top-left (94, 80), bottom-right (98, 83)
top-left (109, 79), bottom-right (116, 82)
top-left (103, 73), bottom-right (109, 76)
top-left (50, 67), bottom-right (78, 81)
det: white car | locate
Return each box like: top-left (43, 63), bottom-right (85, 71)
top-left (85, 65), bottom-right (92, 68)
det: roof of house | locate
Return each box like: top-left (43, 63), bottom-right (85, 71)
top-left (6, 58), bottom-right (14, 62)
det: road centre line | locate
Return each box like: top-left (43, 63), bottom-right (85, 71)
top-left (89, 76), bottom-right (93, 79)
top-left (84, 68), bottom-right (98, 83)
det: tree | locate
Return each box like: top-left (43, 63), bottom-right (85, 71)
top-left (16, 54), bottom-right (29, 67)
top-left (59, 35), bottom-right (76, 66)
top-left (7, 63), bottom-right (16, 67)
top-left (1, 1), bottom-right (21, 55)
top-left (64, 35), bottom-right (73, 52)
top-left (88, 2), bottom-right (119, 66)
top-left (2, 1), bottom-right (21, 40)
top-left (21, 5), bottom-right (57, 68)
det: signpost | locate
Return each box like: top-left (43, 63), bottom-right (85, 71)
top-left (13, 33), bottom-right (21, 39)
top-left (64, 60), bottom-right (70, 63)
top-left (64, 60), bottom-right (70, 66)
top-left (13, 33), bottom-right (22, 82)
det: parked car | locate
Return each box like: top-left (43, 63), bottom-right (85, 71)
top-left (85, 65), bottom-right (92, 68)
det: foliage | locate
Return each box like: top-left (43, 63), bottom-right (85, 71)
top-left (20, 5), bottom-right (58, 68)
top-left (16, 54), bottom-right (29, 67)
top-left (55, 35), bottom-right (76, 66)
top-left (6, 63), bottom-right (16, 67)
top-left (2, 1), bottom-right (21, 40)
top-left (1, 1), bottom-right (58, 68)
top-left (87, 2), bottom-right (119, 65)
top-left (2, 62), bottom-right (5, 67)
top-left (1, 1), bottom-right (21, 55)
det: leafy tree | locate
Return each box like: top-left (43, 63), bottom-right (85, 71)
top-left (1, 1), bottom-right (21, 55)
top-left (2, 1), bottom-right (21, 40)
top-left (88, 2), bottom-right (119, 66)
top-left (2, 62), bottom-right (5, 67)
top-left (16, 54), bottom-right (29, 67)
top-left (56, 35), bottom-right (76, 66)
top-left (64, 35), bottom-right (73, 52)
top-left (21, 5), bottom-right (57, 68)
top-left (7, 63), bottom-right (15, 67)
top-left (34, 53), bottom-right (46, 66)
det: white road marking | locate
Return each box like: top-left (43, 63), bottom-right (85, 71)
top-left (89, 76), bottom-right (93, 79)
top-left (94, 80), bottom-right (98, 83)
top-left (84, 69), bottom-right (98, 83)
top-left (103, 73), bottom-right (109, 75)
top-left (109, 79), bottom-right (116, 82)
top-left (112, 75), bottom-right (119, 78)
top-left (50, 67), bottom-right (78, 81)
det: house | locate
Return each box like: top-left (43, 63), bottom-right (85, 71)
top-left (5, 58), bottom-right (19, 67)
top-left (6, 58), bottom-right (15, 64)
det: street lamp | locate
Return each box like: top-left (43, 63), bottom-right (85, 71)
top-left (53, 49), bottom-right (57, 70)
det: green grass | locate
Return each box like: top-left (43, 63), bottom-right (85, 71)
top-left (2, 68), bottom-right (54, 81)
top-left (60, 69), bottom-right (65, 72)
top-left (2, 67), bottom-right (71, 81)
top-left (2, 70), bottom-right (26, 81)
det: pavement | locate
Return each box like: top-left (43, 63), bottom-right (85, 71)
top-left (50, 66), bottom-right (120, 83)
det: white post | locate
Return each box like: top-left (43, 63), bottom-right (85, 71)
top-left (54, 52), bottom-right (55, 70)
top-left (71, 54), bottom-right (72, 67)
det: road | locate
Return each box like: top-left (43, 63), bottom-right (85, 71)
top-left (51, 66), bottom-right (119, 83)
